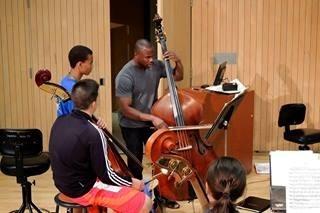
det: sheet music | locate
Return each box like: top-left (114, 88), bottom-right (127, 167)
top-left (287, 162), bottom-right (320, 213)
top-left (270, 151), bottom-right (320, 212)
top-left (270, 151), bottom-right (316, 186)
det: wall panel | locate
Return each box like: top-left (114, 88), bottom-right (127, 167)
top-left (0, 0), bottom-right (29, 130)
top-left (158, 0), bottom-right (191, 91)
top-left (0, 0), bottom-right (111, 150)
top-left (0, 1), bottom-right (4, 129)
top-left (192, 0), bottom-right (320, 151)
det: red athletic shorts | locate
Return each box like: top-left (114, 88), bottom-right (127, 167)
top-left (71, 180), bottom-right (146, 213)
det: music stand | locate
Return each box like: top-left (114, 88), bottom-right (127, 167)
top-left (205, 91), bottom-right (246, 155)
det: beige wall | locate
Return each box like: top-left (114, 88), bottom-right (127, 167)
top-left (159, 0), bottom-right (192, 89)
top-left (0, 0), bottom-right (111, 150)
top-left (192, 0), bottom-right (320, 151)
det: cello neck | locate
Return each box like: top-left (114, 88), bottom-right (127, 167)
top-left (91, 115), bottom-right (143, 169)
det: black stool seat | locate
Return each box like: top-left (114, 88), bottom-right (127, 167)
top-left (284, 129), bottom-right (320, 145)
top-left (54, 193), bottom-right (88, 213)
top-left (0, 152), bottom-right (50, 176)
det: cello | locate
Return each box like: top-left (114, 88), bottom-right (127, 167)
top-left (145, 14), bottom-right (218, 206)
top-left (35, 69), bottom-right (142, 177)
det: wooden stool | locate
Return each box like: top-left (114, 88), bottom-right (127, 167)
top-left (54, 193), bottom-right (88, 213)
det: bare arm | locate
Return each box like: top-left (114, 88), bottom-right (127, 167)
top-left (163, 51), bottom-right (184, 81)
top-left (118, 96), bottom-right (167, 129)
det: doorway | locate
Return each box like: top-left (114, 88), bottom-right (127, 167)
top-left (110, 0), bottom-right (156, 112)
top-left (110, 0), bottom-right (156, 136)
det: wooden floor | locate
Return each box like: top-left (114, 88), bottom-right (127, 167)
top-left (0, 152), bottom-right (271, 213)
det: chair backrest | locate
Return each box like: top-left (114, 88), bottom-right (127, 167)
top-left (278, 104), bottom-right (306, 128)
top-left (0, 129), bottom-right (43, 157)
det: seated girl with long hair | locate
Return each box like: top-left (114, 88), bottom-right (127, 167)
top-left (206, 156), bottom-right (247, 213)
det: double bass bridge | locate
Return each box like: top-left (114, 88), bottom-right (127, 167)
top-left (175, 145), bottom-right (192, 152)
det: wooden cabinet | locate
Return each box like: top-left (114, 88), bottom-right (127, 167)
top-left (182, 88), bottom-right (254, 173)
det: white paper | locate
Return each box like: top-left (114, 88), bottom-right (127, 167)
top-left (270, 151), bottom-right (320, 212)
top-left (270, 151), bottom-right (316, 185)
top-left (254, 162), bottom-right (270, 174)
top-left (205, 79), bottom-right (247, 94)
top-left (287, 162), bottom-right (320, 213)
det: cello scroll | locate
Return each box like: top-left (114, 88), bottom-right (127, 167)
top-left (36, 69), bottom-right (70, 103)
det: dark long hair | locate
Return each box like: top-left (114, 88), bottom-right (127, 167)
top-left (206, 157), bottom-right (246, 213)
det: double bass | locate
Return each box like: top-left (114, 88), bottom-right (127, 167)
top-left (35, 69), bottom-right (142, 177)
top-left (145, 14), bottom-right (218, 206)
